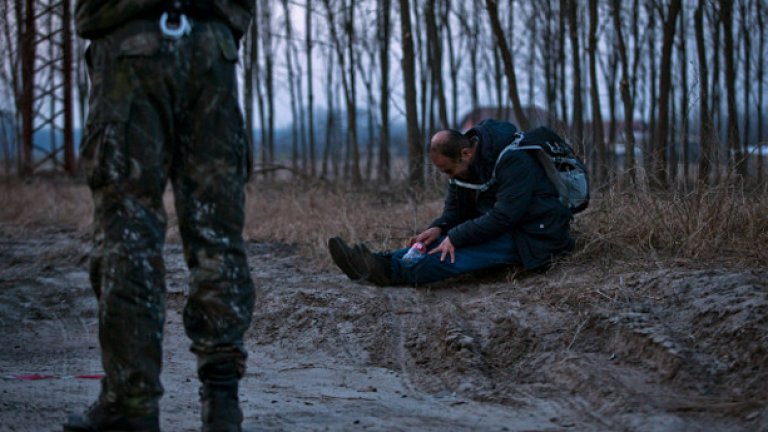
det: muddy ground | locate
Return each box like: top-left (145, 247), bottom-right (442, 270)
top-left (0, 223), bottom-right (766, 431)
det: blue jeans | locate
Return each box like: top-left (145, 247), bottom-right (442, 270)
top-left (389, 234), bottom-right (521, 285)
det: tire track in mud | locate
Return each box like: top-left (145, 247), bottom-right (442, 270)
top-left (382, 291), bottom-right (419, 395)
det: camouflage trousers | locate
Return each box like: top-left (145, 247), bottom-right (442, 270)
top-left (80, 17), bottom-right (255, 416)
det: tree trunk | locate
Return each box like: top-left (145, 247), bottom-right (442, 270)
top-left (567, 0), bottom-right (583, 154)
top-left (757, 0), bottom-right (765, 184)
top-left (740, 0), bottom-right (752, 183)
top-left (20, 0), bottom-right (35, 176)
top-left (280, 0), bottom-right (299, 173)
top-left (425, 0), bottom-right (448, 129)
top-left (457, 1), bottom-right (480, 121)
top-left (708, 5), bottom-right (722, 182)
top-left (649, 0), bottom-right (681, 189)
top-left (413, 0), bottom-right (428, 146)
top-left (243, 19), bottom-right (255, 176)
top-left (260, 0), bottom-right (275, 180)
top-left (485, 0), bottom-right (529, 130)
top-left (542, 0), bottom-right (556, 126)
top-left (323, 0), bottom-right (362, 184)
top-left (694, 0), bottom-right (713, 185)
top-left (399, 0), bottom-right (423, 186)
top-left (527, 6), bottom-right (537, 108)
top-left (378, 0), bottom-right (391, 183)
top-left (61, 0), bottom-right (75, 174)
top-left (321, 43), bottom-right (335, 179)
top-left (678, 5), bottom-right (689, 188)
top-left (558, 0), bottom-right (567, 127)
top-left (444, 0), bottom-right (459, 127)
top-left (306, 0), bottom-right (316, 177)
top-left (588, 0), bottom-right (606, 184)
top-left (721, 0), bottom-right (744, 178)
top-left (612, 0), bottom-right (636, 185)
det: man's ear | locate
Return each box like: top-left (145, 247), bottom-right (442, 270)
top-left (461, 146), bottom-right (475, 160)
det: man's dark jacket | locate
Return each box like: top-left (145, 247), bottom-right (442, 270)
top-left (75, 0), bottom-right (253, 40)
top-left (429, 119), bottom-right (574, 269)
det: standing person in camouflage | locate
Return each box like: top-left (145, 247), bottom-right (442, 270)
top-left (64, 1), bottom-right (256, 431)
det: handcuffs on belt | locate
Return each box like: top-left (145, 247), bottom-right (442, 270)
top-left (159, 1), bottom-right (192, 40)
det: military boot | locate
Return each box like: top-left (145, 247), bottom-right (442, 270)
top-left (62, 402), bottom-right (159, 432)
top-left (199, 362), bottom-right (243, 432)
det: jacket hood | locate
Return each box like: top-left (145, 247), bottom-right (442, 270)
top-left (465, 119), bottom-right (519, 182)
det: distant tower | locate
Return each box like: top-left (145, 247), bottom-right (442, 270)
top-left (19, 0), bottom-right (75, 176)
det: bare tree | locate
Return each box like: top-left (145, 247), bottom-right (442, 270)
top-left (649, 0), bottom-right (681, 190)
top-left (677, 3), bottom-right (689, 188)
top-left (456, 0), bottom-right (481, 119)
top-left (558, 0), bottom-right (568, 125)
top-left (757, 0), bottom-right (765, 184)
top-left (280, 0), bottom-right (300, 173)
top-left (707, 4), bottom-right (722, 182)
top-left (399, 0), bottom-right (423, 186)
top-left (694, 0), bottom-right (713, 185)
top-left (721, 0), bottom-right (745, 178)
top-left (354, 11), bottom-right (377, 180)
top-left (541, 0), bottom-right (558, 126)
top-left (425, 0), bottom-right (448, 129)
top-left (739, 0), bottom-right (752, 181)
top-left (321, 42), bottom-right (335, 179)
top-left (588, 0), bottom-right (606, 184)
top-left (243, 19), bottom-right (256, 173)
top-left (485, 0), bottom-right (529, 130)
top-left (377, 0), bottom-right (392, 183)
top-left (612, 0), bottom-right (637, 184)
top-left (443, 0), bottom-right (459, 127)
top-left (306, 0), bottom-right (317, 177)
top-left (567, 0), bottom-right (584, 154)
top-left (20, 0), bottom-right (34, 176)
top-left (260, 0), bottom-right (275, 179)
top-left (323, 0), bottom-right (362, 184)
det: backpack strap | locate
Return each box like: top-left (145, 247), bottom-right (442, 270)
top-left (447, 133), bottom-right (573, 208)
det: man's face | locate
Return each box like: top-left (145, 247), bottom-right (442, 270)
top-left (431, 148), bottom-right (474, 180)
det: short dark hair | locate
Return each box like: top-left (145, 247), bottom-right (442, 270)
top-left (429, 129), bottom-right (474, 162)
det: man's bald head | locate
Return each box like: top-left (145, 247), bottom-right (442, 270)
top-left (429, 129), bottom-right (473, 162)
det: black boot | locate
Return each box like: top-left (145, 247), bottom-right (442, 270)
top-left (355, 244), bottom-right (394, 286)
top-left (62, 402), bottom-right (159, 432)
top-left (199, 363), bottom-right (243, 432)
top-left (328, 237), bottom-right (368, 280)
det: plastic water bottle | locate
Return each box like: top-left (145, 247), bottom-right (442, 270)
top-left (402, 242), bottom-right (426, 262)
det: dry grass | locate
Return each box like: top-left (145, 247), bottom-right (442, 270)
top-left (241, 181), bottom-right (443, 268)
top-left (571, 184), bottom-right (768, 268)
top-left (0, 176), bottom-right (93, 233)
top-left (2, 176), bottom-right (766, 270)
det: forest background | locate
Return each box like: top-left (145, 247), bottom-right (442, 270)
top-left (1, 0), bottom-right (767, 191)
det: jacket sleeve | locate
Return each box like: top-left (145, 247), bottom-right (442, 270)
top-left (447, 152), bottom-right (535, 247)
top-left (428, 184), bottom-right (463, 234)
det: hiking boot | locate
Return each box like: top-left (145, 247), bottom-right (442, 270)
top-left (355, 244), bottom-right (394, 286)
top-left (62, 402), bottom-right (159, 432)
top-left (199, 363), bottom-right (243, 432)
top-left (328, 237), bottom-right (368, 281)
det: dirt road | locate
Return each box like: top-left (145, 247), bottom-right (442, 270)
top-left (1, 225), bottom-right (766, 431)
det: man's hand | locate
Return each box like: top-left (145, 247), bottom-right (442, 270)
top-left (407, 227), bottom-right (442, 247)
top-left (428, 236), bottom-right (456, 263)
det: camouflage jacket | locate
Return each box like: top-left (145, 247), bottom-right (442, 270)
top-left (75, 0), bottom-right (253, 40)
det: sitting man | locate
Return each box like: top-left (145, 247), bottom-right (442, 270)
top-left (329, 118), bottom-right (575, 286)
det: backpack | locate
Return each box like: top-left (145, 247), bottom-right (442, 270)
top-left (449, 127), bottom-right (590, 214)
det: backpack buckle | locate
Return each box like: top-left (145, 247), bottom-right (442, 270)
top-left (159, 12), bottom-right (192, 40)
